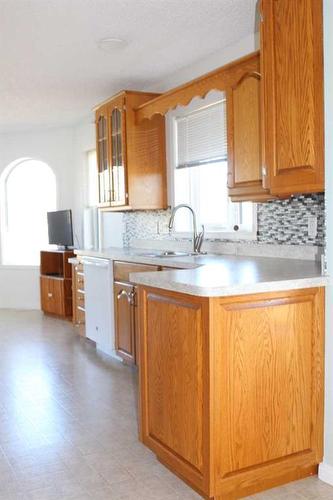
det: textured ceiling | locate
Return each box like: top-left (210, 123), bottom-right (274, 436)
top-left (0, 0), bottom-right (257, 131)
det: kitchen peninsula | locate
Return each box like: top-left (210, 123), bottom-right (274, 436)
top-left (76, 246), bottom-right (327, 499)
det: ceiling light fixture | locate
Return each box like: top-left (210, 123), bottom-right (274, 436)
top-left (97, 37), bottom-right (127, 52)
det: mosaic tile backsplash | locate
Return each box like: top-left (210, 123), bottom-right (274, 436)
top-left (123, 193), bottom-right (325, 247)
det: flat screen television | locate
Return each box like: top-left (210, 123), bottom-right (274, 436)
top-left (47, 209), bottom-right (74, 248)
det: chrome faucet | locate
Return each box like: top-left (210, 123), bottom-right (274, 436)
top-left (168, 204), bottom-right (205, 254)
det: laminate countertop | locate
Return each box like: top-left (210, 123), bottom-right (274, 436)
top-left (75, 247), bottom-right (328, 297)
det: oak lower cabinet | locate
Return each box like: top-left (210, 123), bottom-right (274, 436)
top-left (138, 286), bottom-right (324, 499)
top-left (113, 260), bottom-right (160, 365)
top-left (260, 0), bottom-right (324, 196)
top-left (114, 281), bottom-right (137, 364)
top-left (40, 250), bottom-right (74, 319)
top-left (40, 276), bottom-right (68, 316)
top-left (72, 260), bottom-right (85, 336)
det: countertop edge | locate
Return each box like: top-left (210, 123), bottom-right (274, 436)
top-left (129, 273), bottom-right (328, 297)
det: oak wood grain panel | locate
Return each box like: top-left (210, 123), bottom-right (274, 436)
top-left (126, 92), bottom-right (167, 210)
top-left (227, 56), bottom-right (273, 202)
top-left (114, 281), bottom-right (136, 364)
top-left (138, 285), bottom-right (324, 499)
top-left (146, 293), bottom-right (204, 471)
top-left (261, 0), bottom-right (324, 195)
top-left (138, 287), bottom-right (211, 493)
top-left (40, 276), bottom-right (65, 316)
top-left (135, 52), bottom-right (260, 122)
top-left (211, 288), bottom-right (324, 498)
top-left (231, 74), bottom-right (261, 184)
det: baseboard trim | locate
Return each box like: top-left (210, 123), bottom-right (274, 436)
top-left (319, 462), bottom-right (333, 485)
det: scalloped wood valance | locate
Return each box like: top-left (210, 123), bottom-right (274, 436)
top-left (135, 51), bottom-right (260, 123)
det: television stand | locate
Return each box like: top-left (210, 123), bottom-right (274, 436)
top-left (56, 245), bottom-right (74, 251)
top-left (40, 249), bottom-right (74, 318)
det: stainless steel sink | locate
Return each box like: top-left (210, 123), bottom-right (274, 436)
top-left (138, 251), bottom-right (195, 258)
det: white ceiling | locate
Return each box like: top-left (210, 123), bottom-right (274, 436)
top-left (0, 0), bottom-right (257, 132)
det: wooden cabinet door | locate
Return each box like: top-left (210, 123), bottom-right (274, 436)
top-left (139, 288), bottom-right (209, 493)
top-left (212, 288), bottom-right (324, 497)
top-left (96, 105), bottom-right (112, 207)
top-left (109, 96), bottom-right (128, 207)
top-left (40, 276), bottom-right (65, 316)
top-left (260, 0), bottom-right (324, 196)
top-left (227, 56), bottom-right (272, 202)
top-left (114, 282), bottom-right (135, 364)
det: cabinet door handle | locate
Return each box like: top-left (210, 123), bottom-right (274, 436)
top-left (129, 289), bottom-right (136, 306)
top-left (48, 292), bottom-right (53, 298)
top-left (117, 289), bottom-right (129, 301)
top-left (117, 289), bottom-right (136, 305)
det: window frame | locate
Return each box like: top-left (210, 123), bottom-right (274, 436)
top-left (0, 158), bottom-right (57, 267)
top-left (166, 91), bottom-right (257, 241)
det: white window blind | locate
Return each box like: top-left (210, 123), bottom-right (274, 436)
top-left (176, 99), bottom-right (227, 169)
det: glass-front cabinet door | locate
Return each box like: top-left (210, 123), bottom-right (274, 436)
top-left (110, 98), bottom-right (127, 206)
top-left (96, 108), bottom-right (111, 206)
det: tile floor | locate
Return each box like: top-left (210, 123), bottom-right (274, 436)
top-left (0, 310), bottom-right (332, 500)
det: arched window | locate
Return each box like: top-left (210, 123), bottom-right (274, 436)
top-left (0, 159), bottom-right (56, 265)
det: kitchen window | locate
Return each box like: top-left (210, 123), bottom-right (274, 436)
top-left (167, 91), bottom-right (256, 239)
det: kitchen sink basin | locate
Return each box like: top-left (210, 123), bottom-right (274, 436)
top-left (138, 251), bottom-right (195, 258)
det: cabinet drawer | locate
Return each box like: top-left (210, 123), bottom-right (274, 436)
top-left (76, 273), bottom-right (85, 289)
top-left (113, 261), bottom-right (159, 282)
top-left (40, 276), bottom-right (65, 316)
top-left (76, 306), bottom-right (85, 324)
top-left (75, 262), bottom-right (84, 273)
top-left (76, 291), bottom-right (85, 308)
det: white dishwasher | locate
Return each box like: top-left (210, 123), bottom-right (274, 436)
top-left (82, 257), bottom-right (115, 356)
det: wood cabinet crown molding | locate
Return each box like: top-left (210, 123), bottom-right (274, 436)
top-left (134, 51), bottom-right (260, 123)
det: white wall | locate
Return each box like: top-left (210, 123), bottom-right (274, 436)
top-left (72, 120), bottom-right (96, 245)
top-left (0, 267), bottom-right (40, 309)
top-left (319, 0), bottom-right (333, 485)
top-left (0, 126), bottom-right (75, 309)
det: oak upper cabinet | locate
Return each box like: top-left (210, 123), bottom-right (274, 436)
top-left (109, 95), bottom-right (126, 207)
top-left (227, 53), bottom-right (272, 202)
top-left (95, 90), bottom-right (167, 211)
top-left (96, 105), bottom-right (111, 207)
top-left (260, 0), bottom-right (324, 196)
